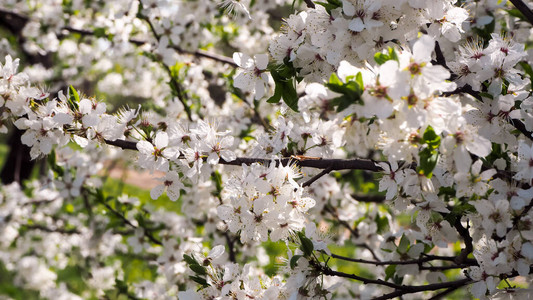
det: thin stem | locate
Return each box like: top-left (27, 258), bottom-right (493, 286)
top-left (138, 11), bottom-right (193, 121)
top-left (100, 200), bottom-right (162, 245)
top-left (370, 278), bottom-right (472, 300)
top-left (302, 166), bottom-right (333, 187)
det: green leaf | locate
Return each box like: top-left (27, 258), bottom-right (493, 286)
top-left (397, 234), bottom-right (409, 254)
top-left (519, 62), bottom-right (533, 80)
top-left (183, 254), bottom-right (199, 266)
top-left (422, 126), bottom-right (440, 150)
top-left (355, 72), bottom-right (364, 90)
top-left (507, 8), bottom-right (528, 22)
top-left (418, 148), bottom-right (438, 178)
top-left (329, 73), bottom-right (343, 86)
top-left (93, 27), bottom-right (107, 38)
top-left (189, 275), bottom-right (209, 287)
top-left (376, 214), bottom-right (390, 234)
top-left (388, 47), bottom-right (399, 62)
top-left (267, 86), bottom-right (282, 104)
top-left (189, 264), bottom-right (207, 275)
top-left (290, 255), bottom-right (303, 269)
top-left (47, 149), bottom-right (64, 176)
top-left (269, 68), bottom-right (299, 111)
top-left (315, 0), bottom-right (341, 14)
top-left (385, 265), bottom-right (396, 281)
top-left (325, 72), bottom-right (363, 112)
top-left (68, 85), bottom-right (80, 110)
top-left (298, 232), bottom-right (314, 257)
top-left (374, 52), bottom-right (388, 65)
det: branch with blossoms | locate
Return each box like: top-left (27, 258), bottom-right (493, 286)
top-left (106, 137), bottom-right (383, 171)
top-left (0, 7), bottom-right (238, 67)
top-left (2, 0), bottom-right (533, 298)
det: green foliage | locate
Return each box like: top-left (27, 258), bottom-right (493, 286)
top-left (374, 47), bottom-right (399, 65)
top-left (68, 85), bottom-right (80, 111)
top-left (315, 0), bottom-right (342, 14)
top-left (417, 126), bottom-right (441, 178)
top-left (325, 72), bottom-right (363, 112)
top-left (268, 60), bottom-right (301, 111)
top-left (298, 231), bottom-right (314, 257)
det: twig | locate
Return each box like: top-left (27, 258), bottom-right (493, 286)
top-left (370, 278), bottom-right (472, 300)
top-left (100, 200), bottom-right (162, 245)
top-left (351, 194), bottom-right (386, 203)
top-left (453, 219), bottom-right (473, 265)
top-left (22, 224), bottom-right (80, 234)
top-left (303, 0), bottom-right (316, 9)
top-left (324, 204), bottom-right (381, 261)
top-left (509, 0), bottom-right (533, 25)
top-left (138, 12), bottom-right (194, 121)
top-left (428, 285), bottom-right (465, 300)
top-left (330, 253), bottom-right (475, 267)
top-left (320, 266), bottom-right (408, 290)
top-left (224, 231), bottom-right (236, 263)
top-left (302, 166), bottom-right (333, 187)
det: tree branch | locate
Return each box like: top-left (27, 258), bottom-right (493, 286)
top-left (303, 0), bottom-right (316, 9)
top-left (99, 200), bottom-right (162, 245)
top-left (302, 166), bottom-right (333, 187)
top-left (453, 219), bottom-right (473, 265)
top-left (105, 138), bottom-right (383, 171)
top-left (370, 277), bottom-right (472, 300)
top-left (330, 253), bottom-right (476, 267)
top-left (22, 224), bottom-right (80, 234)
top-left (509, 0), bottom-right (533, 25)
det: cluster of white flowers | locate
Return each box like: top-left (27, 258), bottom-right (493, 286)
top-left (218, 162), bottom-right (315, 243)
top-left (0, 0), bottom-right (533, 299)
top-left (269, 0), bottom-right (469, 82)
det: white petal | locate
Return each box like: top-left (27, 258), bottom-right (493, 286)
top-left (233, 52), bottom-right (252, 68)
top-left (254, 54), bottom-right (268, 70)
top-left (348, 18), bottom-right (365, 32)
top-left (136, 140), bottom-right (154, 154)
top-left (413, 35), bottom-right (435, 63)
top-left (154, 131), bottom-right (168, 148)
top-left (342, 0), bottom-right (355, 16)
top-left (150, 185), bottom-right (165, 200)
top-left (208, 245), bottom-right (225, 259)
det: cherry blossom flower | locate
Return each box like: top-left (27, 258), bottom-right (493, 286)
top-left (137, 131), bottom-right (180, 172)
top-left (233, 52), bottom-right (270, 101)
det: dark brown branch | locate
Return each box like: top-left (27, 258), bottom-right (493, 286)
top-left (303, 0), bottom-right (316, 9)
top-left (320, 266), bottom-right (408, 290)
top-left (224, 231), bottom-right (236, 263)
top-left (351, 194), bottom-right (386, 203)
top-left (509, 0), bottom-right (533, 24)
top-left (319, 263), bottom-right (473, 298)
top-left (330, 253), bottom-right (476, 267)
top-left (302, 166), bottom-right (333, 187)
top-left (323, 204), bottom-right (381, 261)
top-left (23, 224), bottom-right (80, 234)
top-left (104, 138), bottom-right (383, 171)
top-left (453, 219), bottom-right (473, 265)
top-left (370, 277), bottom-right (472, 300)
top-left (100, 200), bottom-right (162, 246)
top-left (428, 285), bottom-right (465, 300)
